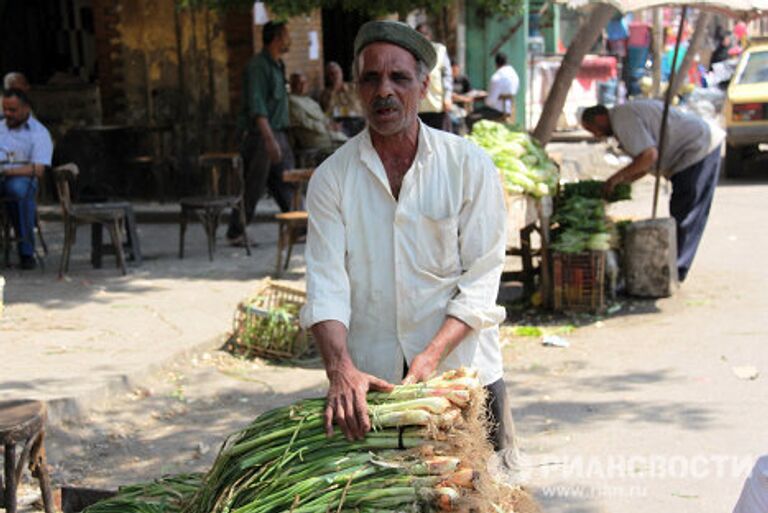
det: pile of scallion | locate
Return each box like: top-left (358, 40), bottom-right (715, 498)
top-left (83, 474), bottom-right (202, 513)
top-left (84, 368), bottom-right (515, 513)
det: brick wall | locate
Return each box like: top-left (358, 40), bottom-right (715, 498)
top-left (251, 10), bottom-right (325, 97)
top-left (224, 7), bottom-right (254, 116)
top-left (92, 0), bottom-right (126, 121)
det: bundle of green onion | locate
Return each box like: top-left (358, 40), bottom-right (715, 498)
top-left (185, 367), bottom-right (501, 513)
top-left (467, 120), bottom-right (559, 198)
top-left (83, 474), bottom-right (203, 513)
top-left (83, 368), bottom-right (515, 513)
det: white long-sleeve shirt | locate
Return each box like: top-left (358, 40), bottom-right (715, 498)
top-left (485, 65), bottom-right (520, 114)
top-left (300, 122), bottom-right (507, 386)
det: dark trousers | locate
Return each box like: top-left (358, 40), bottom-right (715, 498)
top-left (484, 378), bottom-right (519, 452)
top-left (1, 176), bottom-right (37, 257)
top-left (669, 147), bottom-right (721, 282)
top-left (466, 106), bottom-right (506, 132)
top-left (227, 129), bottom-right (295, 239)
top-left (418, 112), bottom-right (452, 132)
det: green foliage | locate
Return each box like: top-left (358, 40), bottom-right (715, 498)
top-left (562, 179), bottom-right (632, 203)
top-left (176, 0), bottom-right (522, 18)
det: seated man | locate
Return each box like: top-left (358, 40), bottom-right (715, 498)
top-left (288, 72), bottom-right (347, 158)
top-left (467, 53), bottom-right (519, 130)
top-left (0, 88), bottom-right (53, 270)
top-left (1, 72), bottom-right (31, 121)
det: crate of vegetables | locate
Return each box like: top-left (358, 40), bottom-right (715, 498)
top-left (229, 280), bottom-right (310, 360)
top-left (552, 250), bottom-right (606, 313)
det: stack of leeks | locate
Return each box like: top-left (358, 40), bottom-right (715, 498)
top-left (185, 367), bottom-right (500, 513)
top-left (83, 474), bottom-right (202, 513)
top-left (83, 368), bottom-right (511, 513)
top-left (467, 120), bottom-right (559, 199)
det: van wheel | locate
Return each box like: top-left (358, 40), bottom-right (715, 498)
top-left (725, 144), bottom-right (745, 178)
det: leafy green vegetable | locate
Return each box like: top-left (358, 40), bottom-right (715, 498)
top-left (562, 180), bottom-right (632, 202)
top-left (467, 120), bottom-right (558, 198)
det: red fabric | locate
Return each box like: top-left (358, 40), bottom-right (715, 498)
top-left (628, 22), bottom-right (651, 48)
top-left (575, 55), bottom-right (617, 90)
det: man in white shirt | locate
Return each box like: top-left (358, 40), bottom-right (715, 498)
top-left (415, 23), bottom-right (453, 132)
top-left (485, 52), bottom-right (519, 115)
top-left (300, 20), bottom-right (519, 467)
top-left (581, 101), bottom-right (724, 281)
top-left (467, 53), bottom-right (520, 130)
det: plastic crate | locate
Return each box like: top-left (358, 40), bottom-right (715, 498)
top-left (552, 251), bottom-right (606, 313)
top-left (230, 280), bottom-right (310, 359)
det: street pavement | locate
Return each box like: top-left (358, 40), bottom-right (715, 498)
top-left (509, 164), bottom-right (768, 512)
top-left (1, 199), bottom-right (306, 422)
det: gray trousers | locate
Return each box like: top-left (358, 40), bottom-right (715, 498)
top-left (227, 129), bottom-right (295, 239)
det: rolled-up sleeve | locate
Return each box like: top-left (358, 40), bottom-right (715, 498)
top-left (299, 167), bottom-right (352, 329)
top-left (445, 146), bottom-right (507, 331)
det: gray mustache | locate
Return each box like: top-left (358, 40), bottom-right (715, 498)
top-left (372, 97), bottom-right (399, 110)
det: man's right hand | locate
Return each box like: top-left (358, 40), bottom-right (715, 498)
top-left (266, 136), bottom-right (282, 164)
top-left (325, 364), bottom-right (393, 441)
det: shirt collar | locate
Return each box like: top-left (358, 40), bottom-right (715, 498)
top-left (2, 117), bottom-right (32, 131)
top-left (359, 120), bottom-right (433, 194)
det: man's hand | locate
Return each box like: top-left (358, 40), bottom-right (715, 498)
top-left (255, 116), bottom-right (282, 164)
top-left (402, 348), bottom-right (440, 385)
top-left (403, 316), bottom-right (472, 385)
top-left (312, 320), bottom-right (394, 441)
top-left (602, 177), bottom-right (618, 200)
top-left (325, 365), bottom-right (393, 440)
top-left (265, 136), bottom-right (282, 164)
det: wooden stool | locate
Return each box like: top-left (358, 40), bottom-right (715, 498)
top-left (0, 400), bottom-right (54, 513)
top-left (274, 211), bottom-right (308, 276)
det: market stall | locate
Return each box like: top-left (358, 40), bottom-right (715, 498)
top-left (467, 120), bottom-right (559, 305)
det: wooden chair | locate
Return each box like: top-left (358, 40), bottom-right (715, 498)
top-left (0, 400), bottom-right (55, 513)
top-left (53, 163), bottom-right (128, 277)
top-left (274, 211), bottom-right (308, 276)
top-left (127, 124), bottom-right (174, 202)
top-left (179, 153), bottom-right (250, 261)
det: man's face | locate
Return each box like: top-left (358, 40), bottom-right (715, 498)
top-left (291, 74), bottom-right (308, 95)
top-left (583, 114), bottom-right (612, 139)
top-left (2, 96), bottom-right (30, 129)
top-left (327, 63), bottom-right (343, 86)
top-left (278, 26), bottom-right (291, 54)
top-left (356, 42), bottom-right (427, 137)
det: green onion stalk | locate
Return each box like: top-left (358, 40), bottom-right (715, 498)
top-left (88, 368), bottom-right (493, 513)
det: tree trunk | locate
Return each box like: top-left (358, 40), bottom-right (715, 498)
top-left (532, 4), bottom-right (614, 145)
top-left (669, 11), bottom-right (711, 98)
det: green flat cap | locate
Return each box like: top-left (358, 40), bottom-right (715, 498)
top-left (354, 20), bottom-right (437, 71)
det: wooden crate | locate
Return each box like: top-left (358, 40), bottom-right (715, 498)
top-left (552, 251), bottom-right (606, 313)
top-left (230, 280), bottom-right (311, 359)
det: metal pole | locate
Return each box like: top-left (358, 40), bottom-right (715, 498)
top-left (652, 6), bottom-right (688, 219)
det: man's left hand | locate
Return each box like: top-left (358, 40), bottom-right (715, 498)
top-left (403, 349), bottom-right (440, 385)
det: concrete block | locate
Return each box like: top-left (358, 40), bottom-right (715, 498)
top-left (624, 217), bottom-right (678, 298)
